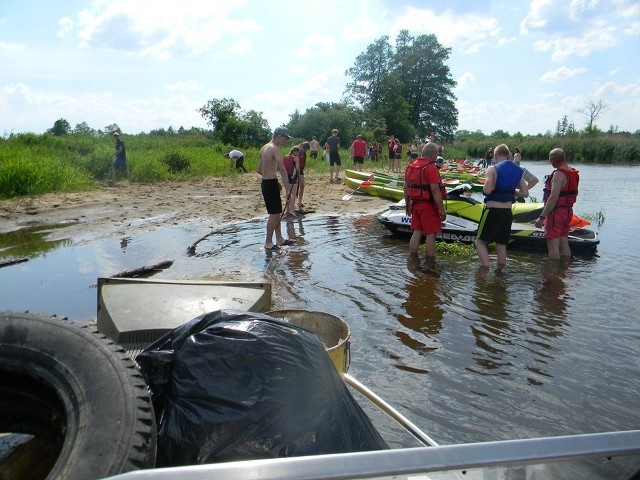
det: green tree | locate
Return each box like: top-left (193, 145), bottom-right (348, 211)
top-left (104, 123), bottom-right (122, 135)
top-left (198, 98), bottom-right (271, 147)
top-left (344, 30), bottom-right (458, 143)
top-left (47, 118), bottom-right (71, 136)
top-left (73, 121), bottom-right (96, 135)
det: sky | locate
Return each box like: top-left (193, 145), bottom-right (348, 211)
top-left (1, 0), bottom-right (639, 137)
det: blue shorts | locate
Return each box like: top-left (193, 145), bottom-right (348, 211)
top-left (113, 156), bottom-right (128, 170)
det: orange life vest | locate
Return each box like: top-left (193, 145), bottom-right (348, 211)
top-left (404, 158), bottom-right (446, 202)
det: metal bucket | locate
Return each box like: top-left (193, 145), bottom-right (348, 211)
top-left (267, 309), bottom-right (350, 373)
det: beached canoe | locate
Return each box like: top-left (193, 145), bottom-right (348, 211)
top-left (344, 175), bottom-right (405, 201)
top-left (345, 169), bottom-right (484, 193)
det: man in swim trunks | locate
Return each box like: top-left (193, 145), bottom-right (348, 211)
top-left (475, 144), bottom-right (529, 269)
top-left (258, 127), bottom-right (295, 250)
top-left (534, 148), bottom-right (579, 259)
top-left (326, 129), bottom-right (341, 183)
top-left (309, 136), bottom-right (319, 159)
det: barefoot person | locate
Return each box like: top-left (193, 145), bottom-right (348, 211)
top-left (475, 144), bottom-right (529, 269)
top-left (258, 127), bottom-right (295, 250)
top-left (534, 148), bottom-right (579, 259)
top-left (404, 142), bottom-right (447, 268)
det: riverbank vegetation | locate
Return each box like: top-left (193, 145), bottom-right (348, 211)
top-left (2, 125), bottom-right (639, 199)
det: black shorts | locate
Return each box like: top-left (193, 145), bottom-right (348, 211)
top-left (329, 151), bottom-right (341, 166)
top-left (477, 207), bottom-right (513, 245)
top-left (261, 178), bottom-right (282, 215)
top-left (353, 156), bottom-right (364, 164)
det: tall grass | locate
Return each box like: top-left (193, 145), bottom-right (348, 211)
top-left (0, 132), bottom-right (335, 199)
top-left (457, 134), bottom-right (640, 163)
top-left (2, 130), bottom-right (636, 199)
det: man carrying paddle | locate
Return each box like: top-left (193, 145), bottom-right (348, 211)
top-left (258, 127), bottom-right (295, 250)
top-left (404, 142), bottom-right (447, 268)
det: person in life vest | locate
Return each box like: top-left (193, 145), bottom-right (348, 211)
top-left (534, 148), bottom-right (579, 259)
top-left (475, 144), bottom-right (529, 269)
top-left (403, 142), bottom-right (447, 267)
top-left (350, 134), bottom-right (367, 172)
top-left (282, 145), bottom-right (300, 217)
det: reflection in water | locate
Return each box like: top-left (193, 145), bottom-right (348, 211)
top-left (532, 258), bottom-right (571, 329)
top-left (395, 255), bottom-right (444, 358)
top-left (469, 267), bottom-right (515, 373)
top-left (120, 236), bottom-right (131, 252)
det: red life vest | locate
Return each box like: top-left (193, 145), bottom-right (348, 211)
top-left (404, 158), bottom-right (446, 202)
top-left (543, 167), bottom-right (579, 207)
top-left (283, 154), bottom-right (296, 175)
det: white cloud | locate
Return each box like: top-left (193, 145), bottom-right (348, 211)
top-left (71, 0), bottom-right (260, 58)
top-left (391, 7), bottom-right (503, 54)
top-left (456, 72), bottom-right (476, 88)
top-left (625, 21), bottom-right (640, 35)
top-left (594, 78), bottom-right (640, 97)
top-left (520, 0), bottom-right (555, 35)
top-left (165, 80), bottom-right (204, 92)
top-left (293, 34), bottom-right (336, 58)
top-left (57, 17), bottom-right (74, 38)
top-left (609, 66), bottom-right (622, 75)
top-left (539, 66), bottom-right (587, 82)
top-left (0, 41), bottom-right (25, 51)
top-left (533, 26), bottom-right (617, 61)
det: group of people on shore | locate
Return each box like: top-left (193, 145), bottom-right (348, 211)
top-left (404, 142), bottom-right (579, 268)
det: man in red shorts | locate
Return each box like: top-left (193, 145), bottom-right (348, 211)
top-left (534, 148), bottom-right (579, 259)
top-left (404, 142), bottom-right (447, 267)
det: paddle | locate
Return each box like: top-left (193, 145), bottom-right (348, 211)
top-left (342, 180), bottom-right (373, 201)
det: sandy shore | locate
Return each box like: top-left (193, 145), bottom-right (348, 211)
top-left (0, 171), bottom-right (393, 241)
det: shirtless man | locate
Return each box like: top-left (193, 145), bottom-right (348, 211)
top-left (258, 127), bottom-right (295, 250)
top-left (309, 136), bottom-right (320, 160)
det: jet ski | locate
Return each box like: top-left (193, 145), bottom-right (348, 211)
top-left (376, 184), bottom-right (600, 253)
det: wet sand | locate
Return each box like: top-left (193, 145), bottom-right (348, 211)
top-left (0, 171), bottom-right (393, 241)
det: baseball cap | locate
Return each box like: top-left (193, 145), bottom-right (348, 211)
top-left (273, 126), bottom-right (291, 138)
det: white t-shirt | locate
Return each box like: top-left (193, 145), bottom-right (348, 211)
top-left (228, 150), bottom-right (243, 159)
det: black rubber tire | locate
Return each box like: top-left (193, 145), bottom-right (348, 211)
top-left (0, 312), bottom-right (156, 480)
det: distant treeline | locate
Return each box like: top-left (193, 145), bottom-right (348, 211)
top-left (454, 132), bottom-right (640, 163)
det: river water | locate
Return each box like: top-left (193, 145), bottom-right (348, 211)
top-left (1, 163), bottom-right (639, 455)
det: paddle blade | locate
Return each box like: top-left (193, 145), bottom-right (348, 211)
top-left (386, 180), bottom-right (397, 187)
top-left (341, 193), bottom-right (354, 201)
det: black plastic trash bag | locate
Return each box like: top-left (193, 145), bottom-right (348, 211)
top-left (136, 310), bottom-right (388, 467)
